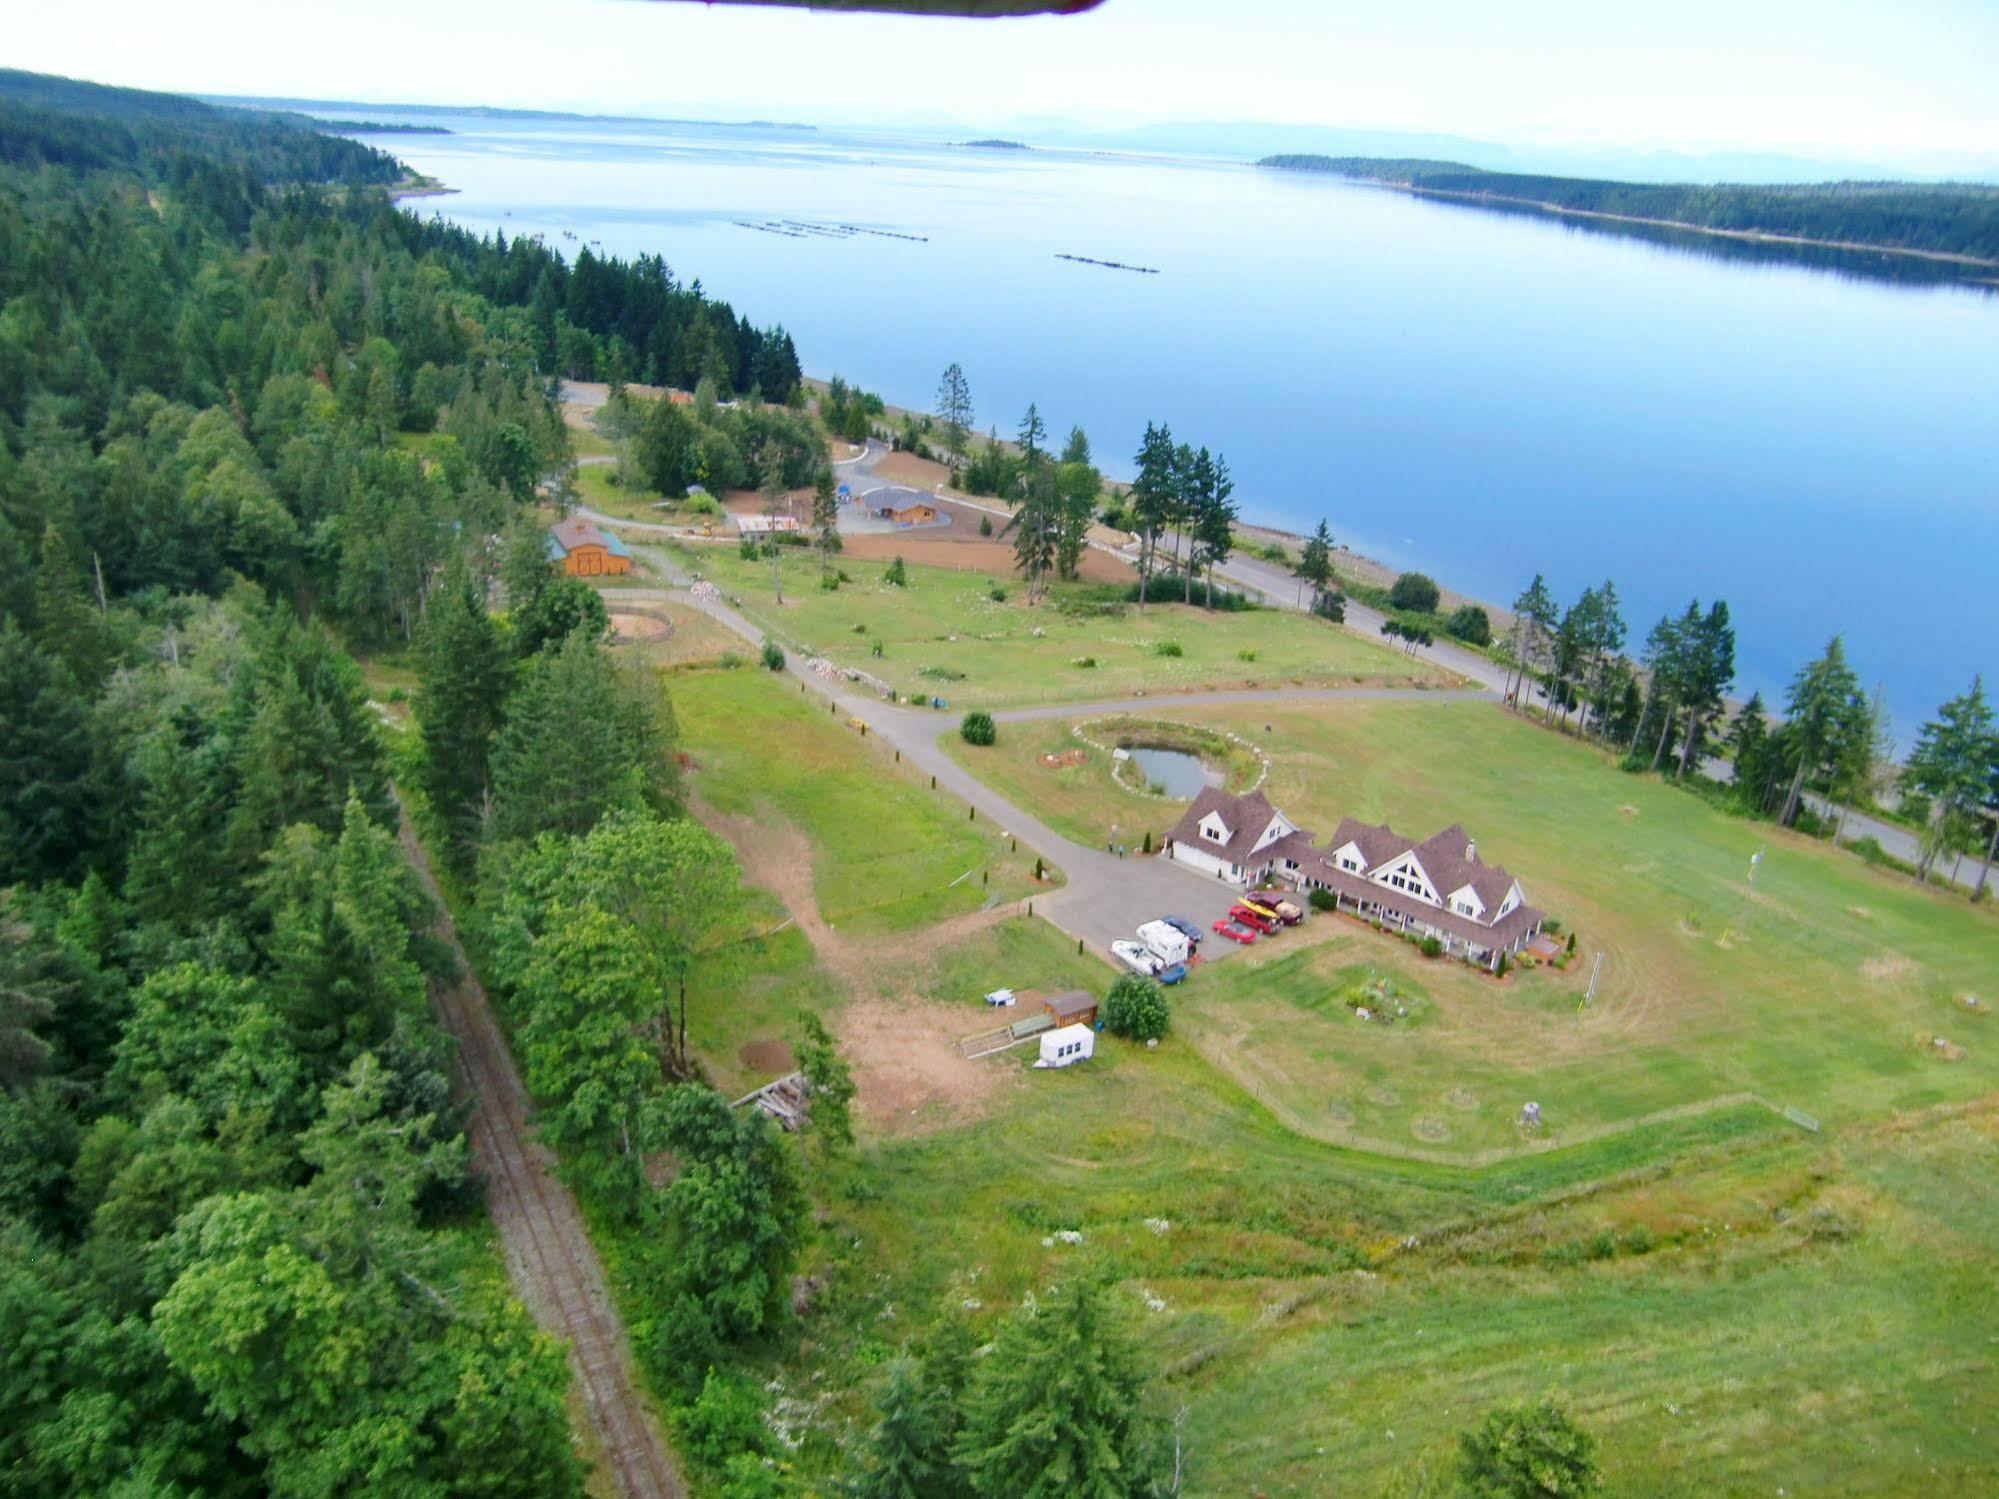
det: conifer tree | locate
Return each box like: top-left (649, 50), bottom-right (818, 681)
top-left (416, 557), bottom-right (511, 852)
top-left (1779, 636), bottom-right (1867, 828)
top-left (1295, 520), bottom-right (1335, 610)
top-left (956, 1280), bottom-right (1160, 1498)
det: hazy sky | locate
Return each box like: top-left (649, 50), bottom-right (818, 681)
top-left (10, 0), bottom-right (1998, 166)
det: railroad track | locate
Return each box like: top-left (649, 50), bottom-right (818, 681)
top-left (399, 811), bottom-right (683, 1498)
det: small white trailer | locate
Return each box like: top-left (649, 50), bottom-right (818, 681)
top-left (1136, 919), bottom-right (1191, 967)
top-left (1035, 1024), bottom-right (1096, 1069)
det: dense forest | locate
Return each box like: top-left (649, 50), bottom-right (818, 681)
top-left (1258, 155), bottom-right (1999, 266)
top-left (0, 68), bottom-right (803, 1496)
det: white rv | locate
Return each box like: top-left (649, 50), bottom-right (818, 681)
top-left (1135, 920), bottom-right (1191, 967)
top-left (1035, 1024), bottom-right (1096, 1068)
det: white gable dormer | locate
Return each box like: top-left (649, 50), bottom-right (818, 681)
top-left (1372, 853), bottom-right (1440, 907)
top-left (1448, 884), bottom-right (1486, 921)
top-left (1199, 811), bottom-right (1232, 845)
top-left (1249, 812), bottom-right (1295, 854)
top-left (1496, 882), bottom-right (1522, 918)
top-left (1330, 839), bottom-right (1367, 873)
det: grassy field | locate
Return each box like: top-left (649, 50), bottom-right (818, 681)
top-left (635, 677), bottom-right (1999, 1494)
top-left (670, 905), bottom-right (1999, 1495)
top-left (666, 666), bottom-right (1049, 936)
top-left (669, 542), bottom-right (1454, 708)
top-left (954, 696), bottom-right (1999, 1157)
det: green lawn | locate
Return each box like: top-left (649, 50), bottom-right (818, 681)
top-left (742, 914), bottom-right (1999, 1495)
top-left (943, 713), bottom-right (1220, 850)
top-left (667, 666), bottom-right (1050, 936)
top-left (670, 542), bottom-right (1454, 708)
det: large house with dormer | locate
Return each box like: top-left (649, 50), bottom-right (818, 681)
top-left (1164, 787), bottom-right (1543, 969)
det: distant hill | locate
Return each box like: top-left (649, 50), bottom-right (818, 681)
top-left (1258, 155), bottom-right (1999, 269)
top-left (310, 118), bottom-right (452, 135)
top-left (958, 138), bottom-right (1030, 150)
top-left (0, 68), bottom-right (406, 185)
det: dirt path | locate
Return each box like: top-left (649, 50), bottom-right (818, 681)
top-left (691, 795), bottom-right (1021, 1128)
top-left (397, 810), bottom-right (683, 1499)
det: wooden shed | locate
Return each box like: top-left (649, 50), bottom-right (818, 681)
top-left (1042, 990), bottom-right (1098, 1028)
top-left (546, 518), bottom-right (633, 577)
top-left (891, 502), bottom-right (939, 526)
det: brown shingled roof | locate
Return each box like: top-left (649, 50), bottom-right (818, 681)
top-left (1164, 787), bottom-right (1291, 869)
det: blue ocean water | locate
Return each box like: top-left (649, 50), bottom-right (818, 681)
top-left (371, 114), bottom-right (1998, 737)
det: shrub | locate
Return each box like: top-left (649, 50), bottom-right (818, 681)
top-left (1447, 603), bottom-right (1493, 646)
top-left (883, 556), bottom-right (907, 587)
top-left (1495, 951), bottom-right (1509, 978)
top-left (1308, 888), bottom-right (1336, 912)
top-left (978, 514), bottom-right (994, 537)
top-left (1542, 917), bottom-right (1563, 935)
top-left (851, 621), bottom-right (867, 633)
top-left (818, 570), bottom-right (841, 591)
top-left (1457, 1399), bottom-right (1600, 1498)
top-left (681, 1370), bottom-right (770, 1474)
top-left (685, 492), bottom-right (722, 516)
top-left (1257, 541), bottom-right (1290, 564)
top-left (1566, 932), bottom-right (1577, 954)
top-left (988, 585), bottom-right (1007, 602)
top-left (738, 536), bottom-right (760, 560)
top-left (1312, 590), bottom-right (1347, 623)
top-left (960, 710), bottom-right (997, 746)
top-left (1103, 974), bottom-right (1170, 1041)
top-left (1388, 571), bottom-right (1441, 613)
top-left (1124, 575), bottom-right (1255, 611)
top-left (1141, 830), bottom-right (1152, 854)
top-left (1237, 648), bottom-right (1258, 662)
top-left (644, 1293), bottom-right (721, 1403)
top-left (1072, 656), bottom-right (1098, 669)
top-left (871, 638), bottom-right (884, 658)
top-left (917, 665), bottom-right (965, 681)
top-left (1033, 857), bottom-right (1044, 880)
top-left (716, 651), bottom-right (749, 670)
top-left (1419, 935), bottom-right (1444, 958)
top-left (1851, 834), bottom-right (1887, 866)
top-left (1154, 640), bottom-right (1184, 658)
top-left (760, 639), bottom-right (785, 671)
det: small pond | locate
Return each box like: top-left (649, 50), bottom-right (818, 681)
top-left (1125, 745), bottom-right (1221, 798)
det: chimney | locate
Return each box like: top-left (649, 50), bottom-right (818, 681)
top-left (1465, 838), bottom-right (1477, 862)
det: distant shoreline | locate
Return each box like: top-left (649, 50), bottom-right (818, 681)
top-left (389, 175), bottom-right (456, 200)
top-left (1259, 156), bottom-right (1999, 277)
top-left (1385, 180), bottom-right (1999, 273)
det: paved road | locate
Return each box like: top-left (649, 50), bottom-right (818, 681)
top-left (399, 809), bottom-right (684, 1499)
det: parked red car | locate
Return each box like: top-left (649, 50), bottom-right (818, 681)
top-left (1229, 904), bottom-right (1278, 935)
top-left (1210, 918), bottom-right (1258, 945)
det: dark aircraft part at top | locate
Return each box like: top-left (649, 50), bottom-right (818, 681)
top-left (648, 0), bottom-right (1104, 14)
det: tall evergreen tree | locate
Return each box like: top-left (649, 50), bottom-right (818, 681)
top-left (1505, 574), bottom-right (1558, 711)
top-left (1127, 422), bottom-right (1177, 605)
top-left (416, 557), bottom-right (511, 852)
top-left (1779, 636), bottom-right (1866, 828)
top-left (1002, 404), bottom-right (1058, 603)
top-left (955, 1279), bottom-right (1160, 1498)
top-left (1902, 676), bottom-right (1993, 880)
top-left (935, 363), bottom-right (973, 465)
top-left (1295, 520), bottom-right (1335, 610)
top-left (487, 633), bottom-right (680, 843)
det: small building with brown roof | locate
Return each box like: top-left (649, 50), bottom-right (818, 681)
top-left (546, 517), bottom-right (632, 577)
top-left (1041, 990), bottom-right (1099, 1028)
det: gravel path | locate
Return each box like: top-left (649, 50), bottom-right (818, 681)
top-left (399, 808), bottom-right (684, 1499)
